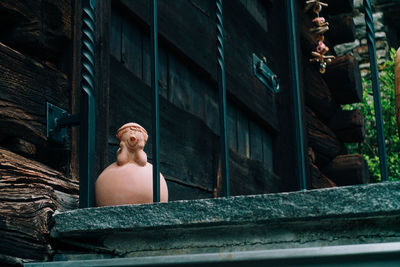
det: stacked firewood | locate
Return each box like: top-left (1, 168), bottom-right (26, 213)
top-left (302, 0), bottom-right (370, 188)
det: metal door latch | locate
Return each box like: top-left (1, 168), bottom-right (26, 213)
top-left (253, 54), bottom-right (280, 93)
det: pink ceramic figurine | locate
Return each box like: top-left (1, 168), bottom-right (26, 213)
top-left (95, 123), bottom-right (168, 206)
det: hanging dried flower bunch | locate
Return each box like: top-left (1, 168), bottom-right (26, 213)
top-left (305, 0), bottom-right (335, 74)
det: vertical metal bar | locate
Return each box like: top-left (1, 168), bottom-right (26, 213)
top-left (363, 0), bottom-right (389, 182)
top-left (151, 0), bottom-right (161, 202)
top-left (80, 0), bottom-right (96, 208)
top-left (216, 0), bottom-right (230, 197)
top-left (286, 0), bottom-right (307, 190)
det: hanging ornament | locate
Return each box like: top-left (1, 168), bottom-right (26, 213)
top-left (305, 0), bottom-right (335, 74)
top-left (304, 0), bottom-right (328, 14)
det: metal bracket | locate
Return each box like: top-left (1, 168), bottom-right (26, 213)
top-left (253, 53), bottom-right (280, 93)
top-left (46, 102), bottom-right (80, 144)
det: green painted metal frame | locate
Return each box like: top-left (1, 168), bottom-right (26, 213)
top-left (363, 0), bottom-right (389, 182)
top-left (80, 0), bottom-right (96, 208)
top-left (151, 0), bottom-right (161, 202)
top-left (216, 0), bottom-right (230, 197)
top-left (286, 0), bottom-right (307, 190)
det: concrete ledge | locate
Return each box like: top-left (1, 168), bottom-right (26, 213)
top-left (51, 182), bottom-right (400, 258)
top-left (53, 182), bottom-right (400, 237)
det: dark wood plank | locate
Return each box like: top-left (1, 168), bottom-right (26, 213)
top-left (0, 42), bottom-right (68, 148)
top-left (249, 120), bottom-right (263, 161)
top-left (121, 14), bottom-right (142, 78)
top-left (262, 129), bottom-right (274, 167)
top-left (0, 148), bottom-right (78, 261)
top-left (109, 56), bottom-right (219, 194)
top-left (324, 55), bottom-right (363, 104)
top-left (142, 33), bottom-right (151, 86)
top-left (168, 53), bottom-right (203, 119)
top-left (326, 15), bottom-right (356, 46)
top-left (118, 0), bottom-right (279, 130)
top-left (305, 107), bottom-right (346, 166)
top-left (227, 103), bottom-right (238, 151)
top-left (0, 0), bottom-right (72, 64)
top-left (110, 8), bottom-right (122, 61)
top-left (325, 0), bottom-right (354, 15)
top-left (310, 162), bottom-right (336, 189)
top-left (159, 45), bottom-right (168, 98)
top-left (328, 109), bottom-right (365, 143)
top-left (229, 149), bottom-right (281, 196)
top-left (94, 0), bottom-right (111, 177)
top-left (304, 66), bottom-right (339, 122)
top-left (323, 154), bottom-right (370, 186)
top-left (240, 0), bottom-right (269, 32)
top-left (204, 86), bottom-right (219, 134)
top-left (237, 110), bottom-right (250, 158)
top-left (166, 180), bottom-right (213, 201)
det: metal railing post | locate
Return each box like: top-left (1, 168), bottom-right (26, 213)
top-left (80, 0), bottom-right (96, 208)
top-left (216, 0), bottom-right (230, 197)
top-left (287, 0), bottom-right (307, 190)
top-left (151, 0), bottom-right (161, 202)
top-left (363, 0), bottom-right (389, 182)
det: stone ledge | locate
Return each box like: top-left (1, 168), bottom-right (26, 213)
top-left (52, 181), bottom-right (400, 238)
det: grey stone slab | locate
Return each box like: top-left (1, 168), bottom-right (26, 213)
top-left (52, 182), bottom-right (400, 238)
top-left (23, 242), bottom-right (400, 267)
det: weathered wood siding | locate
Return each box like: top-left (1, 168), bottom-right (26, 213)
top-left (0, 0), bottom-right (78, 264)
top-left (108, 0), bottom-right (294, 197)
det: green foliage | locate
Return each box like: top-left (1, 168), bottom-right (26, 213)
top-left (344, 48), bottom-right (400, 182)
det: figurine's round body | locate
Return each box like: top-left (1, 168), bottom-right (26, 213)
top-left (95, 162), bottom-right (168, 206)
top-left (95, 122), bottom-right (168, 206)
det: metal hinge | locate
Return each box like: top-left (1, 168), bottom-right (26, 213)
top-left (46, 102), bottom-right (80, 144)
top-left (253, 53), bottom-right (280, 93)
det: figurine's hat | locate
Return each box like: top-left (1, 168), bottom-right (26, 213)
top-left (116, 122), bottom-right (148, 142)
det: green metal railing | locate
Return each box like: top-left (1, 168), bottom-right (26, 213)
top-left (363, 0), bottom-right (388, 182)
top-left (80, 0), bottom-right (96, 208)
top-left (151, 0), bottom-right (161, 202)
top-left (149, 0), bottom-right (230, 200)
top-left (216, 0), bottom-right (230, 197)
top-left (287, 0), bottom-right (307, 190)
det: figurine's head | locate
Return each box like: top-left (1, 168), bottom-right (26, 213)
top-left (116, 122), bottom-right (148, 152)
top-left (312, 17), bottom-right (325, 26)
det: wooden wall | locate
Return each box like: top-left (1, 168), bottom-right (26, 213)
top-left (107, 0), bottom-right (296, 199)
top-left (0, 0), bottom-right (78, 265)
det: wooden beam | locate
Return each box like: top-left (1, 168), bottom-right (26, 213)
top-left (325, 0), bottom-right (354, 15)
top-left (0, 0), bottom-right (72, 63)
top-left (0, 148), bottom-right (78, 262)
top-left (323, 154), bottom-right (370, 186)
top-left (304, 67), bottom-right (339, 122)
top-left (305, 107), bottom-right (346, 166)
top-left (326, 15), bottom-right (356, 46)
top-left (324, 55), bottom-right (363, 104)
top-left (116, 0), bottom-right (280, 130)
top-left (310, 162), bottom-right (336, 189)
top-left (0, 42), bottom-right (68, 148)
top-left (229, 149), bottom-right (281, 196)
top-left (328, 109), bottom-right (365, 143)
